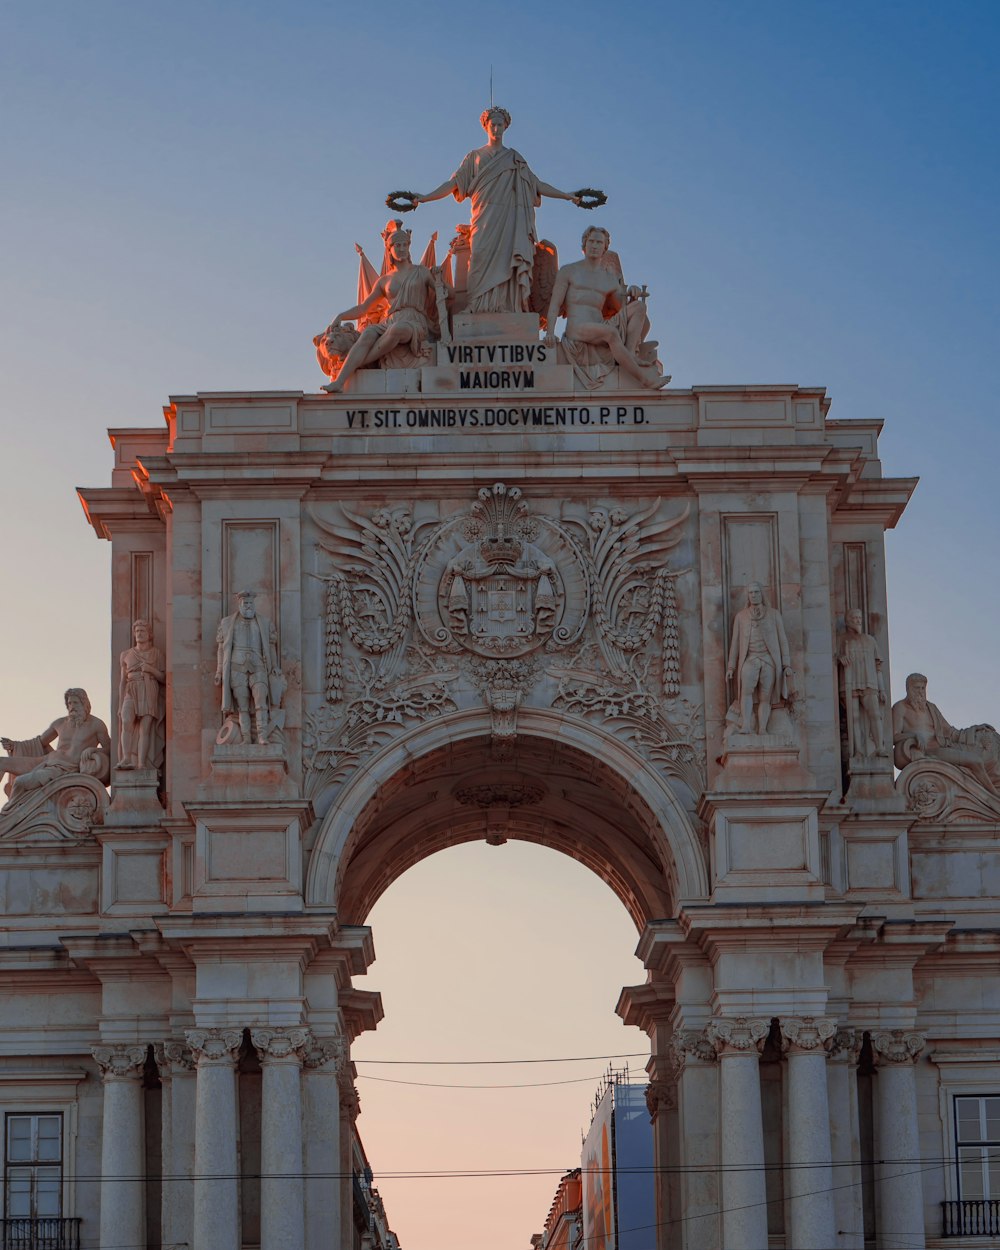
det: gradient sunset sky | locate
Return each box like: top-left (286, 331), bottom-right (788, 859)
top-left (2, 3), bottom-right (998, 1247)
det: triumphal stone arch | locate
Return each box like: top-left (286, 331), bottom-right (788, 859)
top-left (4, 109), bottom-right (1000, 1250)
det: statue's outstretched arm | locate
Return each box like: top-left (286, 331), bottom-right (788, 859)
top-left (413, 177), bottom-right (458, 206)
top-left (536, 181), bottom-right (582, 204)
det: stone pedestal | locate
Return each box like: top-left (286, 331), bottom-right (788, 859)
top-left (105, 767), bottom-right (165, 825)
top-left (202, 743), bottom-right (296, 800)
top-left (715, 736), bottom-right (814, 791)
top-left (452, 310), bottom-right (540, 341)
top-left (845, 756), bottom-right (905, 811)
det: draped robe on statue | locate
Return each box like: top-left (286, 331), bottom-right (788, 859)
top-left (452, 146), bottom-right (541, 313)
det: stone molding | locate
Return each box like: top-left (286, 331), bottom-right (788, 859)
top-left (779, 1017), bottom-right (837, 1054)
top-left (185, 1028), bottom-right (242, 1066)
top-left (871, 1029), bottom-right (925, 1065)
top-left (706, 1017), bottom-right (770, 1056)
top-left (250, 1027), bottom-right (310, 1065)
top-left (92, 1044), bottom-right (147, 1081)
top-left (645, 1078), bottom-right (677, 1120)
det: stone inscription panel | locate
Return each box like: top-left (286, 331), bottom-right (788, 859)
top-left (337, 404), bottom-right (651, 431)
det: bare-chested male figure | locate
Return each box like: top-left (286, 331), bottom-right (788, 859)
top-left (0, 689), bottom-right (111, 802)
top-left (892, 672), bottom-right (1000, 794)
top-left (545, 226), bottom-right (668, 390)
top-left (322, 229), bottom-right (436, 394)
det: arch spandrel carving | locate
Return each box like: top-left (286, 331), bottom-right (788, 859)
top-left (304, 707), bottom-right (710, 926)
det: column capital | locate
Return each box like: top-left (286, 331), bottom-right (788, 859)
top-left (339, 1083), bottom-right (361, 1119)
top-left (303, 1033), bottom-right (347, 1074)
top-left (667, 1028), bottom-right (717, 1075)
top-left (645, 1078), bottom-right (677, 1121)
top-left (872, 1029), bottom-right (925, 1065)
top-left (161, 1040), bottom-right (196, 1071)
top-left (186, 1027), bottom-right (242, 1066)
top-left (251, 1027), bottom-right (310, 1065)
top-left (780, 1017), bottom-right (837, 1055)
top-left (93, 1044), bottom-right (147, 1081)
top-left (706, 1017), bottom-right (770, 1057)
top-left (827, 1027), bottom-right (858, 1061)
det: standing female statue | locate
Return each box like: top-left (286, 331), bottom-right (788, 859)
top-left (405, 107), bottom-right (593, 314)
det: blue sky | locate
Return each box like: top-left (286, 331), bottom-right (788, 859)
top-left (1, 4), bottom-right (998, 1247)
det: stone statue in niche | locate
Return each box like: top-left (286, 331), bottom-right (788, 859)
top-left (320, 228), bottom-right (437, 393)
top-left (215, 591), bottom-right (285, 746)
top-left (117, 619), bottom-right (165, 771)
top-left (838, 608), bottom-right (887, 759)
top-left (0, 688), bottom-right (111, 805)
top-left (403, 107), bottom-right (596, 315)
top-left (726, 582), bottom-right (795, 736)
top-left (892, 672), bottom-right (1000, 795)
top-left (545, 226), bottom-right (668, 390)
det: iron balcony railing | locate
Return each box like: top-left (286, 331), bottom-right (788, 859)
top-left (942, 1199), bottom-right (1000, 1236)
top-left (0, 1218), bottom-right (82, 1250)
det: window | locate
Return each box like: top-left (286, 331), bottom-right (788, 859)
top-left (4, 1114), bottom-right (63, 1219)
top-left (955, 1097), bottom-right (1000, 1200)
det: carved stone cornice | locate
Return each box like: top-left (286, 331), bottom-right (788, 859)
top-left (780, 1017), bottom-right (837, 1055)
top-left (250, 1027), bottom-right (310, 1065)
top-left (93, 1044), bottom-right (147, 1081)
top-left (872, 1029), bottom-right (925, 1065)
top-left (645, 1078), bottom-right (677, 1121)
top-left (706, 1017), bottom-right (770, 1057)
top-left (185, 1028), bottom-right (242, 1066)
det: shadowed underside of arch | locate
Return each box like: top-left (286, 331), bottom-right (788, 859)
top-left (305, 709), bottom-right (709, 929)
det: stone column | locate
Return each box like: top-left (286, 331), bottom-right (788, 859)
top-left (163, 1041), bottom-right (196, 1250)
top-left (670, 1031), bottom-right (720, 1250)
top-left (93, 1044), bottom-right (147, 1250)
top-left (252, 1028), bottom-right (308, 1250)
top-left (828, 1030), bottom-right (864, 1249)
top-left (873, 1030), bottom-right (926, 1250)
top-left (303, 1034), bottom-right (346, 1250)
top-left (707, 1018), bottom-right (770, 1250)
top-left (152, 1045), bottom-right (172, 1248)
top-left (340, 1080), bottom-right (361, 1250)
top-left (781, 1018), bottom-right (837, 1250)
top-left (187, 1027), bottom-right (242, 1250)
top-left (646, 1077), bottom-right (677, 1250)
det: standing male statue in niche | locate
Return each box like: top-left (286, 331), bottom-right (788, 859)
top-left (215, 591), bottom-right (281, 746)
top-left (118, 619), bottom-right (165, 771)
top-left (0, 689), bottom-right (111, 803)
top-left (405, 107), bottom-right (590, 314)
top-left (726, 582), bottom-right (794, 735)
top-left (892, 672), bottom-right (1000, 794)
top-left (838, 608), bottom-right (887, 759)
top-left (544, 225), bottom-right (668, 390)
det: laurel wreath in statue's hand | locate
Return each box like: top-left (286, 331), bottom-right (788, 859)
top-left (386, 191), bottom-right (419, 213)
top-left (574, 188), bottom-right (608, 210)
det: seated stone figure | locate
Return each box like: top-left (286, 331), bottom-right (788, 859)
top-left (0, 688), bottom-right (111, 805)
top-left (321, 228), bottom-right (437, 393)
top-left (544, 226), bottom-right (668, 390)
top-left (892, 672), bottom-right (1000, 795)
